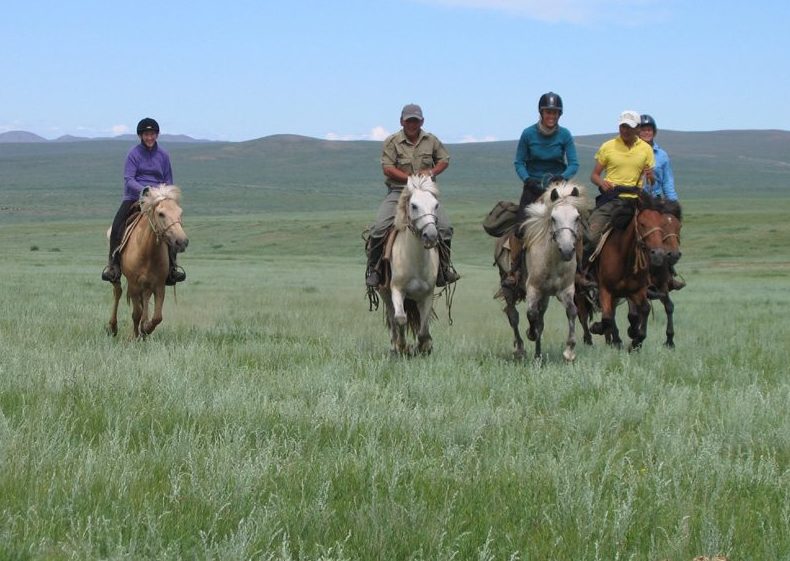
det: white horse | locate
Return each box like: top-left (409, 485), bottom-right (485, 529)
top-left (379, 175), bottom-right (440, 355)
top-left (496, 181), bottom-right (591, 361)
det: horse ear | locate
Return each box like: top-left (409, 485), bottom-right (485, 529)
top-left (550, 188), bottom-right (559, 202)
top-left (140, 187), bottom-right (150, 198)
top-left (571, 187), bottom-right (579, 197)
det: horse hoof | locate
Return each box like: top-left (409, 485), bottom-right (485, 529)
top-left (563, 349), bottom-right (576, 362)
top-left (583, 335), bottom-right (593, 346)
top-left (665, 340), bottom-right (675, 349)
top-left (590, 322), bottom-right (604, 335)
top-left (394, 314), bottom-right (407, 326)
top-left (105, 324), bottom-right (117, 337)
top-left (513, 349), bottom-right (526, 360)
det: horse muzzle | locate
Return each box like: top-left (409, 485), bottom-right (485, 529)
top-left (421, 224), bottom-right (439, 248)
top-left (171, 236), bottom-right (189, 253)
top-left (667, 249), bottom-right (681, 265)
top-left (649, 246), bottom-right (666, 267)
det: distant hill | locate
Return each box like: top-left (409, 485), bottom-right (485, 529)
top-left (0, 131), bottom-right (210, 144)
top-left (0, 130), bottom-right (48, 143)
top-left (1, 129), bottom-right (788, 220)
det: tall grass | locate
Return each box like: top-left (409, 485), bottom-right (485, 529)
top-left (0, 201), bottom-right (789, 560)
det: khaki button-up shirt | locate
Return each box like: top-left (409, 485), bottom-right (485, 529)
top-left (381, 130), bottom-right (450, 189)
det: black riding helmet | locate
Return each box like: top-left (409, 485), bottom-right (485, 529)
top-left (640, 114), bottom-right (657, 130)
top-left (538, 92), bottom-right (563, 116)
top-left (137, 117), bottom-right (160, 135)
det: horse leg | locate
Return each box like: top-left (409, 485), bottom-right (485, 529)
top-left (628, 296), bottom-right (650, 351)
top-left (391, 287), bottom-right (407, 327)
top-left (559, 288), bottom-right (578, 362)
top-left (592, 289), bottom-right (621, 348)
top-left (130, 294), bottom-right (143, 340)
top-left (662, 294), bottom-right (675, 348)
top-left (141, 286), bottom-right (165, 336)
top-left (502, 289), bottom-right (525, 359)
top-left (107, 281), bottom-right (122, 336)
top-left (574, 291), bottom-right (593, 346)
top-left (389, 288), bottom-right (410, 354)
top-left (416, 296), bottom-right (434, 355)
top-left (526, 289), bottom-right (548, 361)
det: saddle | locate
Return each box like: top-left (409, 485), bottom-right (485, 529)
top-left (111, 203), bottom-right (143, 259)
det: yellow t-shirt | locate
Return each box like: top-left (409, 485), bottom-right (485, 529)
top-left (594, 136), bottom-right (655, 197)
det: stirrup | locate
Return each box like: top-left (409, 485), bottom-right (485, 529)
top-left (365, 270), bottom-right (380, 288)
top-left (101, 264), bottom-right (120, 283)
top-left (166, 265), bottom-right (186, 286)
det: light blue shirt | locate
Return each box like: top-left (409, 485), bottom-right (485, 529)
top-left (645, 141), bottom-right (678, 201)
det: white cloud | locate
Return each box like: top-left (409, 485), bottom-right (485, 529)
top-left (112, 124), bottom-right (129, 135)
top-left (459, 134), bottom-right (498, 143)
top-left (324, 126), bottom-right (391, 142)
top-left (413, 0), bottom-right (660, 25)
top-left (369, 126), bottom-right (390, 141)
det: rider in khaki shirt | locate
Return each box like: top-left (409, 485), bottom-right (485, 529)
top-left (365, 104), bottom-right (459, 288)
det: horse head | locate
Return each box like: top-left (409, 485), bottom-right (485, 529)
top-left (397, 175), bottom-right (439, 249)
top-left (140, 185), bottom-right (189, 253)
top-left (525, 181), bottom-right (590, 262)
top-left (661, 212), bottom-right (682, 265)
top-left (635, 206), bottom-right (666, 267)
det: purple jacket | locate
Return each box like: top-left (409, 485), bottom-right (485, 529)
top-left (123, 143), bottom-right (174, 201)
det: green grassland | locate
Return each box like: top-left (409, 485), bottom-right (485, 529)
top-left (1, 134), bottom-right (789, 560)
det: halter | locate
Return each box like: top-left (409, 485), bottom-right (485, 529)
top-left (633, 209), bottom-right (666, 272)
top-left (408, 210), bottom-right (439, 237)
top-left (145, 201), bottom-right (183, 245)
top-left (549, 202), bottom-right (579, 243)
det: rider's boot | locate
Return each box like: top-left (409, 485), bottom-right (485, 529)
top-left (166, 246), bottom-right (186, 286)
top-left (668, 264), bottom-right (685, 291)
top-left (365, 237), bottom-right (385, 288)
top-left (101, 251), bottom-right (121, 283)
top-left (101, 220), bottom-right (122, 283)
top-left (436, 239), bottom-right (460, 287)
top-left (501, 234), bottom-right (523, 289)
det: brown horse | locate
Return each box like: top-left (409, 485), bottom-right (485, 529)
top-left (576, 193), bottom-right (666, 350)
top-left (644, 200), bottom-right (683, 347)
top-left (107, 185), bottom-right (189, 339)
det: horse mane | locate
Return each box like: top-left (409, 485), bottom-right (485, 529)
top-left (638, 192), bottom-right (682, 220)
top-left (521, 180), bottom-right (591, 248)
top-left (139, 184), bottom-right (182, 215)
top-left (394, 175), bottom-right (439, 231)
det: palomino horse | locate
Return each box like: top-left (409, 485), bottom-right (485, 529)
top-left (495, 182), bottom-right (592, 361)
top-left (378, 175), bottom-right (440, 355)
top-left (576, 192), bottom-right (666, 350)
top-left (107, 185), bottom-right (189, 339)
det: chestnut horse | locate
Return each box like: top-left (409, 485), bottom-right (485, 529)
top-left (106, 185), bottom-right (189, 339)
top-left (576, 193), bottom-right (666, 350)
top-left (644, 200), bottom-right (683, 347)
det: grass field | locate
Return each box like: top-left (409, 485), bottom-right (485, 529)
top-left (1, 184), bottom-right (789, 560)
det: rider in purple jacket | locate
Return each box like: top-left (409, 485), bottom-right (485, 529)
top-left (101, 118), bottom-right (185, 285)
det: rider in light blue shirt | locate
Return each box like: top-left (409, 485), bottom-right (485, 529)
top-left (639, 114), bottom-right (685, 292)
top-left (639, 114), bottom-right (678, 201)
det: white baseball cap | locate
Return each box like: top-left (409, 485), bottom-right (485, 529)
top-left (618, 110), bottom-right (641, 128)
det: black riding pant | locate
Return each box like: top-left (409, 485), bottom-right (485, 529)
top-left (109, 200), bottom-right (136, 260)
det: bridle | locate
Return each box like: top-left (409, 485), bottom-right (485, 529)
top-left (145, 201), bottom-right (183, 245)
top-left (549, 202), bottom-right (579, 243)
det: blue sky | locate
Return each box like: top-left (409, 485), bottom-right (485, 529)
top-left (2, 0), bottom-right (788, 142)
